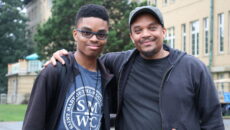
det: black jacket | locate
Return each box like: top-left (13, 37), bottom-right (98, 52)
top-left (23, 53), bottom-right (115, 130)
top-left (101, 45), bottom-right (224, 130)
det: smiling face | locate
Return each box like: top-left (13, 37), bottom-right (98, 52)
top-left (130, 13), bottom-right (166, 59)
top-left (73, 17), bottom-right (109, 58)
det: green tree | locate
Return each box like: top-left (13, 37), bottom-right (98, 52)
top-left (104, 1), bottom-right (147, 53)
top-left (35, 0), bottom-right (102, 59)
top-left (0, 0), bottom-right (33, 93)
top-left (35, 0), bottom-right (146, 59)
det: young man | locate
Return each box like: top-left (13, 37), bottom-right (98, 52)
top-left (23, 4), bottom-right (115, 130)
top-left (48, 6), bottom-right (224, 130)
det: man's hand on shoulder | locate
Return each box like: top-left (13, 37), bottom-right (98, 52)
top-left (43, 49), bottom-right (69, 67)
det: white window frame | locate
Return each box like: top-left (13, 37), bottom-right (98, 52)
top-left (166, 27), bottom-right (175, 48)
top-left (181, 24), bottom-right (186, 52)
top-left (204, 17), bottom-right (209, 55)
top-left (218, 13), bottom-right (224, 53)
top-left (191, 21), bottom-right (200, 56)
top-left (28, 60), bottom-right (42, 72)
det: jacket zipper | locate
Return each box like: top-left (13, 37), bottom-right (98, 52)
top-left (102, 74), bottom-right (113, 130)
top-left (159, 65), bottom-right (174, 130)
top-left (116, 50), bottom-right (138, 115)
top-left (116, 64), bottom-right (125, 118)
top-left (52, 70), bottom-right (75, 129)
top-left (115, 55), bottom-right (134, 130)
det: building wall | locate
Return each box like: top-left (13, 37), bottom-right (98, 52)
top-left (7, 59), bottom-right (42, 104)
top-left (157, 0), bottom-right (230, 80)
top-left (7, 76), bottom-right (18, 104)
top-left (25, 0), bottom-right (52, 36)
top-left (18, 75), bottom-right (36, 103)
top-left (7, 74), bottom-right (36, 104)
top-left (129, 0), bottom-right (157, 5)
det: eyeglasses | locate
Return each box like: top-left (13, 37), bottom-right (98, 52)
top-left (76, 29), bottom-right (108, 40)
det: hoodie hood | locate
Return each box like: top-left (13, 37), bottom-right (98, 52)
top-left (126, 44), bottom-right (186, 66)
top-left (163, 44), bottom-right (186, 66)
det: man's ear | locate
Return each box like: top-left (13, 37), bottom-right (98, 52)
top-left (130, 33), bottom-right (135, 44)
top-left (73, 29), bottom-right (78, 41)
top-left (162, 27), bottom-right (167, 39)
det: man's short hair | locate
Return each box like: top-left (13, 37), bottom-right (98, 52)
top-left (75, 4), bottom-right (109, 25)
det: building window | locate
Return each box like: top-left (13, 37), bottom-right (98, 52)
top-left (204, 18), bottom-right (209, 55)
top-left (191, 21), bottom-right (199, 56)
top-left (218, 13), bottom-right (224, 53)
top-left (171, 0), bottom-right (176, 3)
top-left (12, 79), bottom-right (17, 103)
top-left (147, 0), bottom-right (151, 5)
top-left (28, 60), bottom-right (42, 72)
top-left (166, 27), bottom-right (175, 48)
top-left (153, 0), bottom-right (157, 6)
top-left (147, 0), bottom-right (157, 6)
top-left (11, 63), bottom-right (19, 74)
top-left (163, 0), bottom-right (168, 5)
top-left (181, 24), bottom-right (186, 52)
top-left (163, 0), bottom-right (175, 5)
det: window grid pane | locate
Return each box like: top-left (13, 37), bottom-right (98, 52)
top-left (181, 24), bottom-right (186, 52)
top-left (166, 27), bottom-right (175, 48)
top-left (191, 21), bottom-right (199, 56)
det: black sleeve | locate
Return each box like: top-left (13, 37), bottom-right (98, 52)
top-left (108, 77), bottom-right (117, 127)
top-left (109, 77), bottom-right (118, 114)
top-left (100, 53), bottom-right (118, 74)
top-left (22, 65), bottom-right (59, 130)
top-left (195, 63), bottom-right (224, 130)
top-left (100, 51), bottom-right (129, 78)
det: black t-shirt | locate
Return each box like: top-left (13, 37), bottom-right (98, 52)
top-left (118, 53), bottom-right (170, 130)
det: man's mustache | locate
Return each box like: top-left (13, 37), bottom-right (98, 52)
top-left (140, 37), bottom-right (155, 43)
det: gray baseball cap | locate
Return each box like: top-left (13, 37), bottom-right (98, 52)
top-left (129, 6), bottom-right (164, 28)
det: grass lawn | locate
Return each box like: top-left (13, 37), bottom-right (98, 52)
top-left (0, 104), bottom-right (27, 122)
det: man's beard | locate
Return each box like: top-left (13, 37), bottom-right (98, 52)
top-left (139, 37), bottom-right (159, 58)
top-left (141, 49), bottom-right (158, 58)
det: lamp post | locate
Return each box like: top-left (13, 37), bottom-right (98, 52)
top-left (208, 0), bottom-right (214, 70)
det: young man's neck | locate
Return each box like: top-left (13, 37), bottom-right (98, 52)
top-left (74, 52), bottom-right (98, 72)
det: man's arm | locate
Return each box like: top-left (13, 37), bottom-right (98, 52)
top-left (44, 49), bottom-right (125, 76)
top-left (100, 50), bottom-right (134, 77)
top-left (196, 64), bottom-right (224, 130)
top-left (22, 73), bottom-right (48, 130)
top-left (23, 66), bottom-right (59, 130)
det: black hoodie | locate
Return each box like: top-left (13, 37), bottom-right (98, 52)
top-left (23, 53), bottom-right (115, 130)
top-left (101, 44), bottom-right (224, 130)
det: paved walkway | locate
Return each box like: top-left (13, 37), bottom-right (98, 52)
top-left (0, 121), bottom-right (22, 130)
top-left (225, 119), bottom-right (230, 130)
